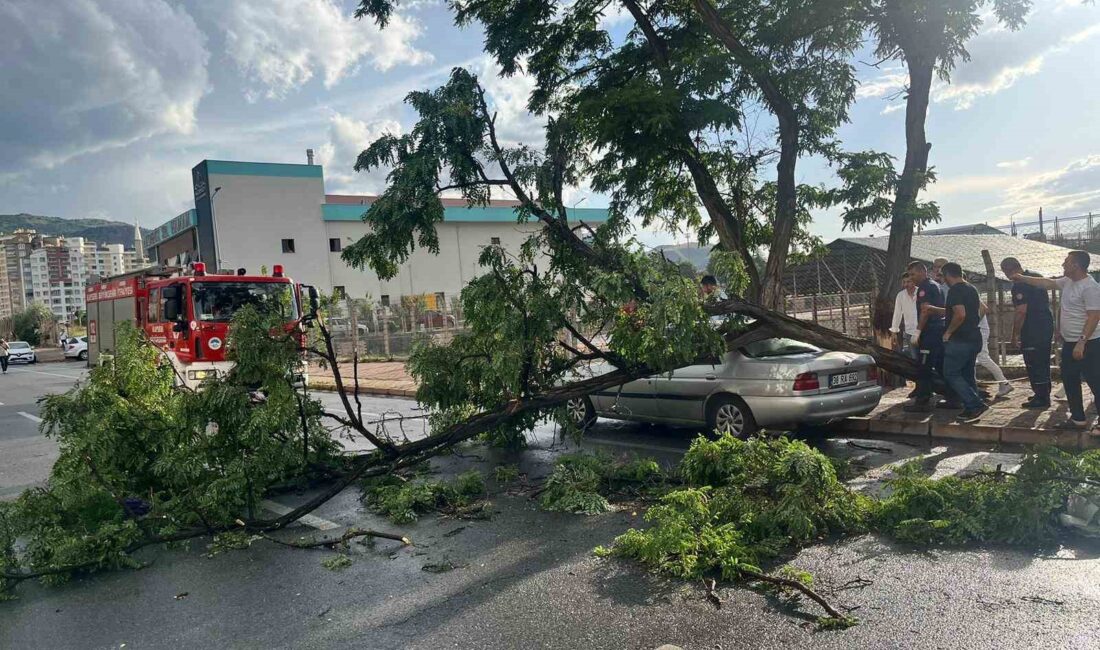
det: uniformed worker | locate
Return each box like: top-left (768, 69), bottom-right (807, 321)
top-left (1001, 257), bottom-right (1055, 408)
top-left (904, 261), bottom-right (955, 412)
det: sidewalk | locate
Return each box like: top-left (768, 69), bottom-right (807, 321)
top-left (308, 360), bottom-right (417, 397)
top-left (838, 379), bottom-right (1100, 450)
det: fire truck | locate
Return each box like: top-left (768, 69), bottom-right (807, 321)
top-left (85, 262), bottom-right (319, 389)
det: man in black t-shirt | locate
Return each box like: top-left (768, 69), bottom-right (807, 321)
top-left (1001, 257), bottom-right (1054, 408)
top-left (940, 263), bottom-right (988, 422)
top-left (904, 261), bottom-right (950, 412)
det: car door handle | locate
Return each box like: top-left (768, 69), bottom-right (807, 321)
top-left (705, 374), bottom-right (716, 381)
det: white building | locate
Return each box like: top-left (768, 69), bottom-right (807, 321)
top-left (146, 158), bottom-right (609, 306)
top-left (26, 235), bottom-right (147, 322)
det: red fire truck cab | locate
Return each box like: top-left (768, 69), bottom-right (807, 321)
top-left (86, 262), bottom-right (318, 390)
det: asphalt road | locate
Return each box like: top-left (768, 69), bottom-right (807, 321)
top-left (4, 370), bottom-right (1100, 649)
top-left (0, 360), bottom-right (86, 499)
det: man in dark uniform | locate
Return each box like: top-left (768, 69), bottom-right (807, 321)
top-left (1001, 257), bottom-right (1054, 408)
top-left (904, 261), bottom-right (951, 412)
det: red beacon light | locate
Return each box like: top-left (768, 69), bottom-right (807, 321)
top-left (193, 262), bottom-right (207, 277)
top-left (272, 264), bottom-right (284, 278)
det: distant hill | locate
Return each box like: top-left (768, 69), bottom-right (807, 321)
top-left (0, 213), bottom-right (151, 247)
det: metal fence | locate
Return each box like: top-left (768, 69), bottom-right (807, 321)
top-left (783, 291), bottom-right (873, 338)
top-left (321, 296), bottom-right (467, 360)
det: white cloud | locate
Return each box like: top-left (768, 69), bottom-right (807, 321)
top-left (216, 0), bottom-right (433, 101)
top-left (996, 157), bottom-right (1032, 169)
top-left (858, 1), bottom-right (1100, 111)
top-left (316, 113), bottom-right (403, 193)
top-left (473, 57), bottom-right (543, 145)
top-left (987, 154), bottom-right (1100, 218)
top-left (0, 0), bottom-right (209, 174)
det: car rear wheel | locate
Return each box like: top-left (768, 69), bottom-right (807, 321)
top-left (706, 395), bottom-right (757, 438)
top-left (565, 396), bottom-right (597, 429)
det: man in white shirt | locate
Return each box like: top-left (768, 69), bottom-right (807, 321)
top-left (1012, 250), bottom-right (1100, 433)
top-left (890, 272), bottom-right (919, 356)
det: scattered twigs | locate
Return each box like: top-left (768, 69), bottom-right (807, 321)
top-left (260, 527), bottom-right (411, 549)
top-left (846, 441), bottom-right (893, 454)
top-left (739, 567), bottom-right (849, 621)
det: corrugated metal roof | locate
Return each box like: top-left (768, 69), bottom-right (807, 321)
top-left (838, 234), bottom-right (1069, 280)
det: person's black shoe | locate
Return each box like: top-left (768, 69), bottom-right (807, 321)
top-left (1023, 398), bottom-right (1051, 409)
top-left (903, 401), bottom-right (931, 413)
top-left (907, 388), bottom-right (918, 398)
top-left (956, 404), bottom-right (989, 423)
top-left (936, 399), bottom-right (962, 409)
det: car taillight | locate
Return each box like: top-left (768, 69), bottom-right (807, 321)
top-left (867, 366), bottom-right (879, 382)
top-left (793, 372), bottom-right (819, 391)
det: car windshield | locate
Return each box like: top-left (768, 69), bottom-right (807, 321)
top-left (192, 282), bottom-right (299, 323)
top-left (741, 337), bottom-right (819, 358)
top-left (8, 341), bottom-right (30, 349)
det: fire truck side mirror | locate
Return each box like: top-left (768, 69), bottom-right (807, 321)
top-left (162, 286), bottom-right (182, 322)
top-left (303, 285), bottom-right (320, 321)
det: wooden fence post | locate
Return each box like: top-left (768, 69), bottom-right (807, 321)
top-left (980, 250), bottom-right (1001, 366)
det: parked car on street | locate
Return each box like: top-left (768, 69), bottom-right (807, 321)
top-left (5, 341), bottom-right (37, 364)
top-left (566, 337), bottom-right (881, 437)
top-left (64, 336), bottom-right (89, 361)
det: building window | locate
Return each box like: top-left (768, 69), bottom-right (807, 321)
top-left (333, 286), bottom-right (346, 299)
top-left (329, 238), bottom-right (342, 252)
top-left (490, 237), bottom-right (501, 246)
top-left (380, 294), bottom-right (390, 307)
top-left (281, 239), bottom-right (296, 253)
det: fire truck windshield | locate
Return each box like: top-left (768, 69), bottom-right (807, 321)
top-left (191, 282), bottom-right (299, 323)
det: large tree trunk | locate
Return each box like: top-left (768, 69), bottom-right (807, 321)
top-left (760, 120), bottom-right (799, 311)
top-left (873, 53), bottom-right (935, 352)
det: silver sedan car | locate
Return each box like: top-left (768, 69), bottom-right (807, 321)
top-left (566, 338), bottom-right (881, 436)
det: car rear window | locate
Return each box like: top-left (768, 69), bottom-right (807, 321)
top-left (741, 338), bottom-right (820, 358)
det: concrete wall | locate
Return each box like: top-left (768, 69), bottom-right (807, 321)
top-left (323, 220), bottom-right (542, 302)
top-left (206, 171), bottom-right (331, 288)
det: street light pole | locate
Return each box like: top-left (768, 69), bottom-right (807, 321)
top-left (210, 186), bottom-right (223, 270)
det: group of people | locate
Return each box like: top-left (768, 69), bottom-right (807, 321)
top-left (890, 250), bottom-right (1100, 433)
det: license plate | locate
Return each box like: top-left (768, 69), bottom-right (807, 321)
top-left (829, 372), bottom-right (859, 388)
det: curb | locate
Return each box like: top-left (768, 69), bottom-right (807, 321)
top-left (308, 380), bottom-right (417, 399)
top-left (837, 416), bottom-right (1100, 450)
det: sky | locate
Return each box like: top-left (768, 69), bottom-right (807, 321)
top-left (1, 0), bottom-right (1098, 249)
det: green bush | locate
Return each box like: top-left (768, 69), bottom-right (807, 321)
top-left (610, 435), bottom-right (873, 579)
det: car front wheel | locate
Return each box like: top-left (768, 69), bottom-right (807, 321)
top-left (565, 396), bottom-right (597, 429)
top-left (78, 350), bottom-right (88, 361)
top-left (30, 355), bottom-right (37, 364)
top-left (706, 395), bottom-right (757, 438)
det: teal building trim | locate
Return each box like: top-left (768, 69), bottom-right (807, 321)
top-left (322, 203), bottom-right (610, 223)
top-left (204, 160), bottom-right (324, 179)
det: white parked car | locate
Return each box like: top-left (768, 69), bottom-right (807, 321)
top-left (566, 337), bottom-right (881, 437)
top-left (64, 336), bottom-right (89, 361)
top-left (5, 341), bottom-right (37, 364)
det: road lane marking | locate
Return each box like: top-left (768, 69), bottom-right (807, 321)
top-left (260, 499), bottom-right (340, 531)
top-left (17, 412), bottom-right (43, 423)
top-left (7, 368), bottom-right (86, 380)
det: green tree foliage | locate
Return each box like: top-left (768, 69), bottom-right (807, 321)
top-left (356, 0), bottom-right (869, 308)
top-left (339, 67), bottom-right (725, 448)
top-left (0, 311), bottom-right (338, 592)
top-left (11, 303), bottom-right (55, 346)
